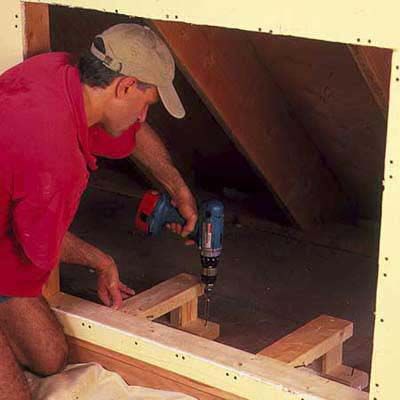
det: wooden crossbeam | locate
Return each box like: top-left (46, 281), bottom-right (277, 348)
top-left (257, 315), bottom-right (369, 390)
top-left (258, 315), bottom-right (353, 367)
top-left (120, 273), bottom-right (220, 339)
top-left (120, 273), bottom-right (203, 319)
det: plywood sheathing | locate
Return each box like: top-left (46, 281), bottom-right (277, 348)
top-left (248, 34), bottom-right (389, 220)
top-left (152, 21), bottom-right (350, 229)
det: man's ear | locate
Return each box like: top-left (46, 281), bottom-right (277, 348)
top-left (115, 77), bottom-right (137, 99)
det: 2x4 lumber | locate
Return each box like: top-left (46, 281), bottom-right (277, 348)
top-left (121, 273), bottom-right (219, 338)
top-left (322, 345), bottom-right (343, 374)
top-left (348, 45), bottom-right (392, 119)
top-left (321, 344), bottom-right (368, 390)
top-left (321, 365), bottom-right (369, 391)
top-left (170, 297), bottom-right (199, 326)
top-left (170, 298), bottom-right (220, 339)
top-left (257, 315), bottom-right (368, 390)
top-left (258, 315), bottom-right (353, 367)
top-left (167, 317), bottom-right (220, 340)
top-left (151, 21), bottom-right (348, 228)
top-left (23, 2), bottom-right (51, 58)
top-left (120, 273), bottom-right (203, 319)
top-left (68, 337), bottom-right (243, 400)
top-left (50, 292), bottom-right (368, 400)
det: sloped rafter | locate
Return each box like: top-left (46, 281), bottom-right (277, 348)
top-left (151, 20), bottom-right (349, 229)
top-left (348, 45), bottom-right (392, 119)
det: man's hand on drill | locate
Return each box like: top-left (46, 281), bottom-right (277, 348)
top-left (96, 254), bottom-right (135, 309)
top-left (166, 187), bottom-right (198, 245)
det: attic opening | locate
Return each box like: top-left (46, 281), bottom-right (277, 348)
top-left (44, 3), bottom-right (391, 388)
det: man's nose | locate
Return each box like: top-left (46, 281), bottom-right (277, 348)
top-left (137, 104), bottom-right (149, 123)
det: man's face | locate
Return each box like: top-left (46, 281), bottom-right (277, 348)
top-left (101, 78), bottom-right (159, 135)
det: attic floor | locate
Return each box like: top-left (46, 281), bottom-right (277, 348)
top-left (61, 164), bottom-right (378, 376)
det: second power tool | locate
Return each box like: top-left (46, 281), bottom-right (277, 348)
top-left (135, 191), bottom-right (224, 297)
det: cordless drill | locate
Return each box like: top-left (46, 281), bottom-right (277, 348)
top-left (135, 191), bottom-right (224, 296)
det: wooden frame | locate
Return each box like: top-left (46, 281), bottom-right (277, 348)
top-left (1, 0), bottom-right (398, 398)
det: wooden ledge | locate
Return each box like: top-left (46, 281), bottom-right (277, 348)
top-left (120, 273), bottom-right (204, 319)
top-left (257, 315), bottom-right (369, 390)
top-left (120, 273), bottom-right (220, 340)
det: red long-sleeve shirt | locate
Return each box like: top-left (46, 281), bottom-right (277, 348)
top-left (0, 52), bottom-right (141, 296)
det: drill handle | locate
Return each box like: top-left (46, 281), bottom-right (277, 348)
top-left (159, 194), bottom-right (198, 241)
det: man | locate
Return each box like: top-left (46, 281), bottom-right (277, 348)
top-left (0, 23), bottom-right (197, 400)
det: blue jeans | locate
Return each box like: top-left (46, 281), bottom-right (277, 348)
top-left (0, 296), bottom-right (10, 303)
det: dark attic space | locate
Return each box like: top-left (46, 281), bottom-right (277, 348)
top-left (48, 4), bottom-right (391, 378)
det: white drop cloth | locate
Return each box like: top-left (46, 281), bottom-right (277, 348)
top-left (25, 363), bottom-right (197, 400)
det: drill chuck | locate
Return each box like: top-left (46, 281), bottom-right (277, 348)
top-left (201, 263), bottom-right (218, 293)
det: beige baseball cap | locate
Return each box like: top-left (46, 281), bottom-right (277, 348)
top-left (91, 23), bottom-right (185, 119)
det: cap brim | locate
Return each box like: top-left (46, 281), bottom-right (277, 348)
top-left (158, 83), bottom-right (186, 119)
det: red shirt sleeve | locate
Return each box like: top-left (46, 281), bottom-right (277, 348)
top-left (88, 122), bottom-right (141, 159)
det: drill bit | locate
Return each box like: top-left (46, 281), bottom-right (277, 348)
top-left (204, 292), bottom-right (211, 326)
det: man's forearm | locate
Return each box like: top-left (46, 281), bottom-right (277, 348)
top-left (60, 231), bottom-right (111, 272)
top-left (130, 123), bottom-right (189, 197)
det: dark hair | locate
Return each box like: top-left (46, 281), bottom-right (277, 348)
top-left (78, 37), bottom-right (122, 88)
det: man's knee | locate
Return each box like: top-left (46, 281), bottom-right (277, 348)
top-left (30, 331), bottom-right (68, 376)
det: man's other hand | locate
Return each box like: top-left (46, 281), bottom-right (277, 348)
top-left (96, 255), bottom-right (135, 309)
top-left (166, 188), bottom-right (198, 245)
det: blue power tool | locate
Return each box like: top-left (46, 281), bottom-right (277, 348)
top-left (135, 191), bottom-right (224, 295)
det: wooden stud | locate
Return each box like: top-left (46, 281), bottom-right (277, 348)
top-left (170, 297), bottom-right (198, 326)
top-left (322, 345), bottom-right (343, 374)
top-left (171, 318), bottom-right (220, 340)
top-left (169, 297), bottom-right (220, 340)
top-left (23, 2), bottom-right (51, 58)
top-left (321, 365), bottom-right (369, 391)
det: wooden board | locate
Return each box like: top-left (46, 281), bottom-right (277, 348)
top-left (51, 292), bottom-right (368, 400)
top-left (258, 315), bottom-right (353, 367)
top-left (120, 273), bottom-right (203, 319)
top-left (23, 2), bottom-right (50, 58)
top-left (152, 20), bottom-right (349, 228)
top-left (348, 45), bottom-right (392, 118)
top-left (257, 315), bottom-right (368, 390)
top-left (68, 337), bottom-right (244, 400)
